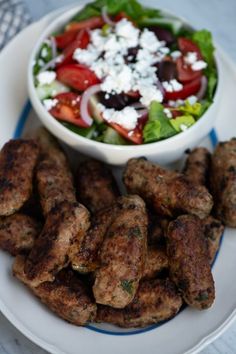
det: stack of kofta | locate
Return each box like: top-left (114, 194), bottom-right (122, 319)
top-left (0, 128), bottom-right (235, 328)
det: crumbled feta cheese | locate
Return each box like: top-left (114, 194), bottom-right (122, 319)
top-left (162, 79), bottom-right (183, 92)
top-left (115, 18), bottom-right (140, 48)
top-left (192, 60), bottom-right (207, 71)
top-left (139, 28), bottom-right (164, 52)
top-left (98, 104), bottom-right (140, 130)
top-left (159, 47), bottom-right (170, 55)
top-left (180, 124), bottom-right (188, 132)
top-left (187, 95), bottom-right (198, 105)
top-left (37, 71), bottom-right (56, 85)
top-left (170, 50), bottom-right (182, 60)
top-left (101, 65), bottom-right (133, 94)
top-left (43, 98), bottom-right (58, 111)
top-left (73, 44), bottom-right (100, 66)
top-left (163, 108), bottom-right (172, 119)
top-left (184, 52), bottom-right (198, 65)
top-left (139, 86), bottom-right (163, 106)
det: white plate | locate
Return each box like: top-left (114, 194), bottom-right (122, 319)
top-left (0, 6), bottom-right (236, 354)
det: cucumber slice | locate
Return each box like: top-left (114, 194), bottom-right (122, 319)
top-left (62, 123), bottom-right (96, 139)
top-left (89, 95), bottom-right (104, 124)
top-left (36, 80), bottom-right (70, 100)
top-left (102, 127), bottom-right (128, 145)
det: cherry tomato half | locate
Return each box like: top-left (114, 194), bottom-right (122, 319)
top-left (178, 37), bottom-right (202, 59)
top-left (176, 57), bottom-right (202, 83)
top-left (164, 77), bottom-right (201, 101)
top-left (56, 64), bottom-right (100, 91)
top-left (50, 92), bottom-right (89, 127)
top-left (57, 29), bottom-right (90, 67)
top-left (66, 16), bottom-right (105, 32)
top-left (54, 30), bottom-right (78, 50)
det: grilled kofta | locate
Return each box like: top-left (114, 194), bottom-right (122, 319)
top-left (0, 213), bottom-right (41, 256)
top-left (13, 256), bottom-right (96, 325)
top-left (166, 215), bottom-right (215, 309)
top-left (183, 147), bottom-right (211, 186)
top-left (24, 201), bottom-right (90, 287)
top-left (36, 128), bottom-right (76, 216)
top-left (123, 158), bottom-right (213, 219)
top-left (142, 246), bottom-right (168, 280)
top-left (0, 139), bottom-right (39, 216)
top-left (210, 138), bottom-right (236, 227)
top-left (202, 216), bottom-right (224, 264)
top-left (93, 195), bottom-right (148, 308)
top-left (96, 278), bottom-right (182, 328)
top-left (70, 204), bottom-right (118, 273)
top-left (76, 159), bottom-right (120, 213)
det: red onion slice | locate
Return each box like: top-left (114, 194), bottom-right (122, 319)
top-left (130, 102), bottom-right (146, 110)
top-left (50, 36), bottom-right (57, 59)
top-left (102, 6), bottom-right (116, 26)
top-left (138, 109), bottom-right (148, 117)
top-left (39, 55), bottom-right (64, 73)
top-left (80, 84), bottom-right (102, 126)
top-left (196, 76), bottom-right (208, 100)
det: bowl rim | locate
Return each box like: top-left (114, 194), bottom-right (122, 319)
top-left (28, 3), bottom-right (221, 152)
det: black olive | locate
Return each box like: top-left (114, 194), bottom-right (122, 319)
top-left (148, 26), bottom-right (175, 46)
top-left (97, 92), bottom-right (131, 110)
top-left (157, 61), bottom-right (177, 82)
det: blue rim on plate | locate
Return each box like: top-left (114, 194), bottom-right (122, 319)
top-left (13, 99), bottom-right (223, 336)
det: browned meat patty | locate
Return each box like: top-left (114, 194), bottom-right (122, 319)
top-left (76, 159), bottom-right (120, 213)
top-left (0, 213), bottom-right (41, 256)
top-left (36, 128), bottom-right (76, 216)
top-left (24, 201), bottom-right (90, 287)
top-left (96, 278), bottom-right (182, 328)
top-left (123, 158), bottom-right (213, 219)
top-left (166, 215), bottom-right (215, 309)
top-left (0, 139), bottom-right (39, 216)
top-left (210, 138), bottom-right (236, 227)
top-left (183, 147), bottom-right (211, 186)
top-left (142, 245), bottom-right (168, 280)
top-left (70, 205), bottom-right (117, 273)
top-left (13, 256), bottom-right (97, 325)
top-left (202, 216), bottom-right (224, 264)
top-left (93, 195), bottom-right (148, 308)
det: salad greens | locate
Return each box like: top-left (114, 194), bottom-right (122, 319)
top-left (143, 102), bottom-right (176, 143)
top-left (191, 30), bottom-right (217, 101)
top-left (72, 0), bottom-right (161, 25)
top-left (34, 0), bottom-right (218, 146)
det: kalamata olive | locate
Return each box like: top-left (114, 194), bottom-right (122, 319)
top-left (148, 26), bottom-right (175, 45)
top-left (125, 47), bottom-right (140, 63)
top-left (98, 92), bottom-right (132, 110)
top-left (157, 61), bottom-right (177, 81)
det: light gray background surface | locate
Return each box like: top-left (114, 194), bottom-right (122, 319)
top-left (1, 0), bottom-right (236, 353)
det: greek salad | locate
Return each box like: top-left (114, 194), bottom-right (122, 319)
top-left (33, 0), bottom-right (217, 145)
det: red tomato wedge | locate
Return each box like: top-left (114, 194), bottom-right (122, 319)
top-left (164, 77), bottom-right (201, 101)
top-left (178, 38), bottom-right (203, 59)
top-left (109, 114), bottom-right (148, 145)
top-left (56, 64), bottom-right (100, 91)
top-left (50, 92), bottom-right (89, 127)
top-left (110, 123), bottom-right (143, 144)
top-left (176, 57), bottom-right (202, 83)
top-left (54, 30), bottom-right (78, 50)
top-left (66, 17), bottom-right (105, 32)
top-left (57, 29), bottom-right (90, 67)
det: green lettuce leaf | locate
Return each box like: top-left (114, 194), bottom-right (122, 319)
top-left (177, 101), bottom-right (202, 118)
top-left (62, 123), bottom-right (96, 139)
top-left (191, 30), bottom-right (217, 100)
top-left (71, 0), bottom-right (160, 23)
top-left (170, 115), bottom-right (195, 132)
top-left (143, 102), bottom-right (176, 143)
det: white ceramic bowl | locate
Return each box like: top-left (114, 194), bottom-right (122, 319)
top-left (28, 5), bottom-right (222, 166)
